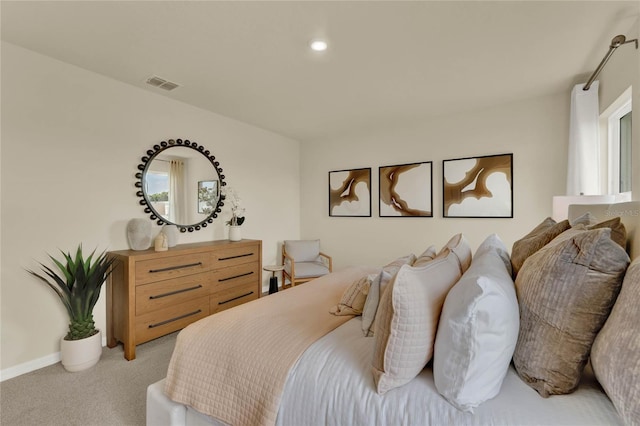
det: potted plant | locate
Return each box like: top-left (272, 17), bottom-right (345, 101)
top-left (223, 187), bottom-right (245, 241)
top-left (28, 245), bottom-right (115, 372)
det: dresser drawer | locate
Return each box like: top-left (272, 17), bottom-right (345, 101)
top-left (211, 262), bottom-right (260, 292)
top-left (136, 272), bottom-right (211, 316)
top-left (211, 244), bottom-right (260, 269)
top-left (136, 297), bottom-right (209, 344)
top-left (135, 252), bottom-right (211, 285)
top-left (210, 281), bottom-right (259, 314)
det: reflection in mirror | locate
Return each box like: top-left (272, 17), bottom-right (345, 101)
top-left (135, 139), bottom-right (226, 232)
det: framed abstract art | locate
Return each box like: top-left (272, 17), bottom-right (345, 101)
top-left (329, 168), bottom-right (371, 217)
top-left (379, 161), bottom-right (433, 217)
top-left (443, 153), bottom-right (513, 218)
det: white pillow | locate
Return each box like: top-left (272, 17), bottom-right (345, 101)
top-left (413, 245), bottom-right (437, 267)
top-left (361, 254), bottom-right (416, 337)
top-left (433, 234), bottom-right (519, 412)
top-left (371, 240), bottom-right (470, 395)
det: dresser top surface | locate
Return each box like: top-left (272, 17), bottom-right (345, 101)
top-left (109, 239), bottom-right (261, 259)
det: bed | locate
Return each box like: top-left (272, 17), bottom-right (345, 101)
top-left (147, 202), bottom-right (640, 426)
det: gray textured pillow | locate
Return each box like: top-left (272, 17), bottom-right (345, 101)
top-left (361, 254), bottom-right (416, 336)
top-left (510, 217), bottom-right (570, 278)
top-left (513, 228), bottom-right (630, 397)
top-left (587, 217), bottom-right (626, 249)
top-left (591, 257), bottom-right (640, 425)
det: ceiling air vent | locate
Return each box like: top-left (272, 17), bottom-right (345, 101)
top-left (145, 75), bottom-right (180, 91)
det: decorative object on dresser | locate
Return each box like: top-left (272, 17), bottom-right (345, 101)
top-left (107, 239), bottom-right (262, 360)
top-left (126, 218), bottom-right (152, 250)
top-left (27, 245), bottom-right (116, 372)
top-left (162, 224), bottom-right (179, 248)
top-left (222, 186), bottom-right (245, 241)
top-left (134, 138), bottom-right (226, 233)
top-left (154, 231), bottom-right (169, 252)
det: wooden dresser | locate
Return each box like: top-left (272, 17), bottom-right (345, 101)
top-left (107, 239), bottom-right (262, 360)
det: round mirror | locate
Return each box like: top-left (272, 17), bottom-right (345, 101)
top-left (134, 138), bottom-right (226, 232)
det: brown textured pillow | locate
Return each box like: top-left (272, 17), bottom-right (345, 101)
top-left (510, 217), bottom-right (570, 278)
top-left (587, 217), bottom-right (626, 249)
top-left (329, 274), bottom-right (373, 316)
top-left (513, 228), bottom-right (629, 397)
top-left (591, 257), bottom-right (640, 425)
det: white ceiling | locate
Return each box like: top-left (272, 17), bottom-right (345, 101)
top-left (2, 1), bottom-right (638, 142)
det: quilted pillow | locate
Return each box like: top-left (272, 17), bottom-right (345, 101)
top-left (513, 227), bottom-right (629, 397)
top-left (329, 274), bottom-right (376, 316)
top-left (591, 257), bottom-right (640, 425)
top-left (433, 234), bottom-right (518, 412)
top-left (371, 236), bottom-right (471, 394)
top-left (510, 217), bottom-right (570, 278)
top-left (361, 254), bottom-right (416, 337)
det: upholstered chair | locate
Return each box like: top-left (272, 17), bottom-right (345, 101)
top-left (282, 240), bottom-right (333, 287)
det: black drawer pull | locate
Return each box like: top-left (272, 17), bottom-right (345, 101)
top-left (218, 253), bottom-right (253, 261)
top-left (149, 285), bottom-right (203, 300)
top-left (149, 262), bottom-right (203, 273)
top-left (148, 309), bottom-right (202, 328)
top-left (219, 291), bottom-right (254, 305)
top-left (218, 271), bottom-right (254, 282)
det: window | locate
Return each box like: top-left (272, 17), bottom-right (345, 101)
top-left (601, 87), bottom-right (632, 196)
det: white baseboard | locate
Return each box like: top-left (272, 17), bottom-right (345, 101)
top-left (0, 335), bottom-right (108, 382)
top-left (0, 352), bottom-right (61, 382)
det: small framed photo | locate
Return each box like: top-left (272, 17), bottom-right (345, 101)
top-left (379, 161), bottom-right (433, 217)
top-left (443, 153), bottom-right (513, 218)
top-left (198, 180), bottom-right (219, 214)
top-left (329, 168), bottom-right (371, 217)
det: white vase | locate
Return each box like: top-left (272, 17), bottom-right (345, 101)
top-left (126, 218), bottom-right (152, 250)
top-left (162, 224), bottom-right (179, 247)
top-left (60, 330), bottom-right (102, 372)
top-left (229, 225), bottom-right (242, 241)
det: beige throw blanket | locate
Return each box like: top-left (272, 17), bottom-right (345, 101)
top-left (164, 266), bottom-right (377, 426)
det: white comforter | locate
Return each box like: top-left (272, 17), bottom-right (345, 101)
top-left (276, 317), bottom-right (622, 426)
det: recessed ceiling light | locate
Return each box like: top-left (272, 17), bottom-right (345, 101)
top-left (310, 39), bottom-right (328, 52)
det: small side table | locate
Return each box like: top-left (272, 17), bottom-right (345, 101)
top-left (263, 264), bottom-right (284, 294)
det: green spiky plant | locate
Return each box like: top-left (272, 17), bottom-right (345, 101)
top-left (28, 245), bottom-right (116, 341)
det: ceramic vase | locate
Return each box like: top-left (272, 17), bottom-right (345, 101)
top-left (126, 218), bottom-right (152, 250)
top-left (162, 224), bottom-right (179, 247)
top-left (229, 225), bottom-right (242, 241)
top-left (60, 330), bottom-right (102, 372)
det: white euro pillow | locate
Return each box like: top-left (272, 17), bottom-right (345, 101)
top-left (433, 233), bottom-right (519, 412)
top-left (371, 237), bottom-right (471, 394)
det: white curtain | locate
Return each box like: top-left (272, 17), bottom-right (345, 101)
top-left (566, 81), bottom-right (600, 195)
top-left (169, 160), bottom-right (186, 224)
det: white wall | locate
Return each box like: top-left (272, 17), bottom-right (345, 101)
top-left (300, 92), bottom-right (570, 268)
top-left (0, 42), bottom-right (301, 375)
top-left (599, 17), bottom-right (640, 199)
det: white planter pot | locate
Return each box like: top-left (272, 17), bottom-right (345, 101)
top-left (229, 225), bottom-right (242, 241)
top-left (60, 330), bottom-right (102, 372)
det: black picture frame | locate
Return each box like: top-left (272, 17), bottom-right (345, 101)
top-left (379, 161), bottom-right (433, 217)
top-left (443, 153), bottom-right (513, 218)
top-left (328, 168), bottom-right (372, 217)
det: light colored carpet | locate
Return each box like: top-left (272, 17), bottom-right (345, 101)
top-left (1, 332), bottom-right (177, 426)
